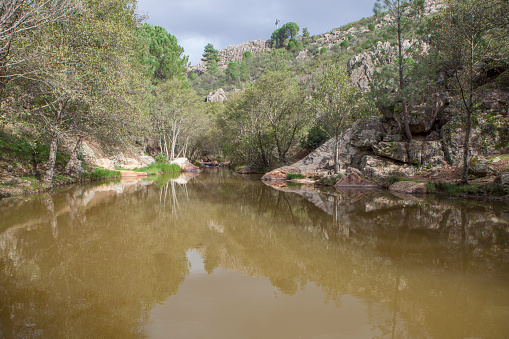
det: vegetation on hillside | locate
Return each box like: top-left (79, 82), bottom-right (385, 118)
top-left (0, 0), bottom-right (508, 195)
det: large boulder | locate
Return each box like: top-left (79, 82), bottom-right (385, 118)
top-left (494, 173), bottom-right (509, 189)
top-left (170, 158), bottom-right (200, 173)
top-left (206, 88), bottom-right (227, 103)
top-left (373, 142), bottom-right (409, 163)
top-left (361, 155), bottom-right (418, 179)
top-left (468, 156), bottom-right (494, 177)
top-left (261, 166), bottom-right (300, 181)
top-left (408, 97), bottom-right (444, 134)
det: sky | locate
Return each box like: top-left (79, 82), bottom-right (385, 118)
top-left (136, 0), bottom-right (377, 65)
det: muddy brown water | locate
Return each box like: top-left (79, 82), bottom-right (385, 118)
top-left (1, 169), bottom-right (509, 338)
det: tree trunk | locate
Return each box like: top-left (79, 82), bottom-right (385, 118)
top-left (43, 134), bottom-right (59, 184)
top-left (64, 137), bottom-right (82, 174)
top-left (257, 131), bottom-right (269, 167)
top-left (397, 4), bottom-right (412, 141)
top-left (334, 135), bottom-right (340, 174)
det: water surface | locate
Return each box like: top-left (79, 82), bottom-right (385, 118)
top-left (1, 169), bottom-right (509, 338)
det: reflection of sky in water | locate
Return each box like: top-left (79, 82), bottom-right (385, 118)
top-left (186, 249), bottom-right (207, 276)
top-left (145, 256), bottom-right (383, 339)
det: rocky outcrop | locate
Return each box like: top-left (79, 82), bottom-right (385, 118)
top-left (170, 157), bottom-right (200, 173)
top-left (261, 165), bottom-right (301, 181)
top-left (347, 40), bottom-right (430, 89)
top-left (206, 88), bottom-right (227, 103)
top-left (495, 173), bottom-right (509, 189)
top-left (188, 40), bottom-right (271, 73)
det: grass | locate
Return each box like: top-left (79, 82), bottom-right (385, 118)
top-left (426, 181), bottom-right (509, 197)
top-left (286, 173), bottom-right (305, 180)
top-left (133, 162), bottom-right (181, 175)
top-left (380, 173), bottom-right (418, 189)
top-left (80, 168), bottom-right (121, 181)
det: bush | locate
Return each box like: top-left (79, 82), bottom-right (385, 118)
top-left (135, 162), bottom-right (181, 175)
top-left (301, 126), bottom-right (328, 151)
top-left (155, 154), bottom-right (168, 163)
top-left (368, 23), bottom-right (375, 31)
top-left (319, 47), bottom-right (327, 55)
top-left (340, 40), bottom-right (351, 48)
top-left (81, 168), bottom-right (121, 181)
top-left (286, 173), bottom-right (305, 180)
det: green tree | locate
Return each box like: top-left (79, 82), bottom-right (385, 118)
top-left (432, 0), bottom-right (509, 183)
top-left (202, 43), bottom-right (220, 63)
top-left (282, 22), bottom-right (300, 40)
top-left (25, 0), bottom-right (147, 183)
top-left (271, 27), bottom-right (288, 48)
top-left (150, 79), bottom-right (206, 160)
top-left (312, 66), bottom-right (373, 173)
top-left (137, 24), bottom-right (188, 82)
top-left (221, 71), bottom-right (309, 166)
top-left (226, 62), bottom-right (240, 82)
top-left (374, 0), bottom-right (414, 141)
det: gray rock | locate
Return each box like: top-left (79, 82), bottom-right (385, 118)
top-left (206, 88), bottom-right (227, 103)
top-left (494, 173), bottom-right (509, 189)
top-left (468, 156), bottom-right (493, 177)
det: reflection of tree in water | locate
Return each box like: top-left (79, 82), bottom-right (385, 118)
top-left (1, 171), bottom-right (509, 338)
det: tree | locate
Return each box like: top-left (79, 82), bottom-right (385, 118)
top-left (226, 62), bottom-right (240, 82)
top-left (432, 0), bottom-right (509, 183)
top-left (221, 71), bottom-right (309, 167)
top-left (282, 22), bottom-right (300, 40)
top-left (24, 0), bottom-right (147, 183)
top-left (202, 43), bottom-right (219, 63)
top-left (312, 65), bottom-right (373, 173)
top-left (271, 27), bottom-right (288, 48)
top-left (374, 0), bottom-right (414, 141)
top-left (137, 24), bottom-right (188, 82)
top-left (150, 79), bottom-right (206, 160)
top-left (0, 0), bottom-right (78, 87)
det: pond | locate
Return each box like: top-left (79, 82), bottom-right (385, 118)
top-left (1, 169), bottom-right (509, 338)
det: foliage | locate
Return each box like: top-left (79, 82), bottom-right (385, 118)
top-left (301, 125), bottom-right (328, 151)
top-left (80, 168), bottom-right (121, 181)
top-left (220, 71), bottom-right (309, 167)
top-left (286, 173), bottom-right (305, 180)
top-left (134, 162), bottom-right (181, 175)
top-left (430, 0), bottom-right (509, 183)
top-left (137, 23), bottom-right (188, 82)
top-left (155, 154), bottom-right (168, 163)
top-left (311, 65), bottom-right (374, 172)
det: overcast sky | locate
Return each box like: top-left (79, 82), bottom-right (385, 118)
top-left (136, 0), bottom-right (377, 65)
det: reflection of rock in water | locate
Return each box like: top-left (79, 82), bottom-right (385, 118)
top-left (263, 180), bottom-right (509, 263)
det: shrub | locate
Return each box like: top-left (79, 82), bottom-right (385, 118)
top-left (155, 154), bottom-right (168, 163)
top-left (135, 162), bottom-right (181, 174)
top-left (340, 40), bottom-right (351, 48)
top-left (368, 23), bottom-right (375, 31)
top-left (320, 47), bottom-right (327, 55)
top-left (81, 168), bottom-right (121, 181)
top-left (286, 173), bottom-right (305, 180)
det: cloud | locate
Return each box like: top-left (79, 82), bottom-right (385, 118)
top-left (137, 0), bottom-right (376, 65)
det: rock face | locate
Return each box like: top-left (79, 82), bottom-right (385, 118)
top-left (170, 158), bottom-right (201, 173)
top-left (206, 88), bottom-right (227, 103)
top-left (188, 40), bottom-right (271, 74)
top-left (388, 181), bottom-right (427, 194)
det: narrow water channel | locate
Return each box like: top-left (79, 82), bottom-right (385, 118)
top-left (1, 169), bottom-right (508, 338)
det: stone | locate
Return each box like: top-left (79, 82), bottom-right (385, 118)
top-left (408, 97), bottom-right (444, 134)
top-left (335, 172), bottom-right (380, 188)
top-left (170, 157), bottom-right (200, 173)
top-left (139, 156), bottom-right (155, 166)
top-left (468, 156), bottom-right (493, 177)
top-left (261, 166), bottom-right (300, 181)
top-left (388, 181), bottom-right (427, 194)
top-left (94, 158), bottom-right (115, 170)
top-left (373, 142), bottom-right (409, 163)
top-left (361, 155), bottom-right (417, 179)
top-left (494, 173), bottom-right (509, 189)
top-left (206, 88), bottom-right (228, 103)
